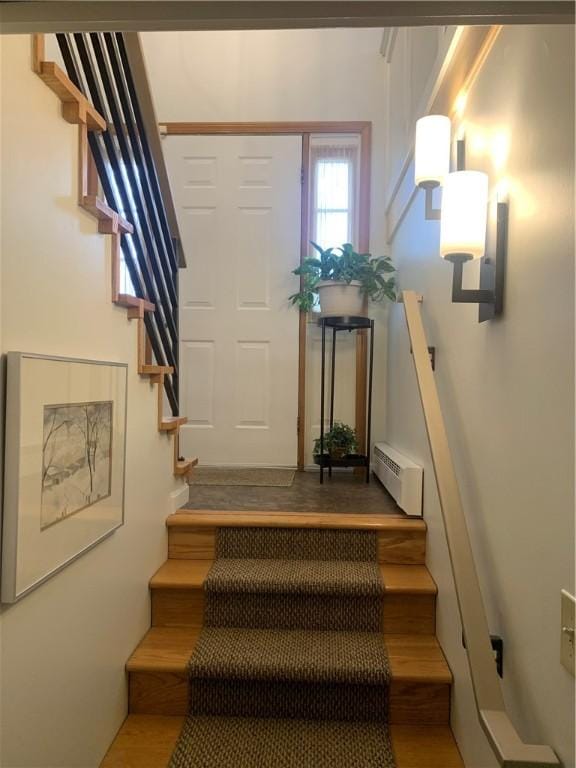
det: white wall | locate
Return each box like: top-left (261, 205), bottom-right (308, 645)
top-left (385, 25), bottom-right (575, 767)
top-left (141, 29), bottom-right (392, 464)
top-left (0, 36), bottom-right (186, 767)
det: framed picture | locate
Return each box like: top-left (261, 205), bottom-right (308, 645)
top-left (1, 353), bottom-right (128, 603)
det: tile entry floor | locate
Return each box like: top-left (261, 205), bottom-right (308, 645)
top-left (185, 469), bottom-right (403, 515)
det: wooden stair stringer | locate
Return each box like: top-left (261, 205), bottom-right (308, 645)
top-left (32, 35), bottom-right (133, 316)
top-left (126, 304), bottom-right (197, 479)
top-left (35, 58), bottom-right (106, 132)
top-left (31, 34), bottom-right (198, 481)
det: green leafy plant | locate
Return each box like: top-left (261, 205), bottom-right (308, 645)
top-left (313, 422), bottom-right (358, 459)
top-left (289, 242), bottom-right (396, 312)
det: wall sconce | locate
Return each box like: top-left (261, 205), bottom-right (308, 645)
top-left (414, 115), bottom-right (508, 323)
top-left (440, 171), bottom-right (508, 322)
top-left (415, 115), bottom-right (466, 220)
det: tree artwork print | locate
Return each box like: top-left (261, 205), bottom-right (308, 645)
top-left (40, 401), bottom-right (113, 529)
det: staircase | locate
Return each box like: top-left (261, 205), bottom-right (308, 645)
top-left (31, 34), bottom-right (198, 482)
top-left (101, 512), bottom-right (463, 767)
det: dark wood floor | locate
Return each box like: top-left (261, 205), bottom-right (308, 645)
top-left (185, 469), bottom-right (403, 515)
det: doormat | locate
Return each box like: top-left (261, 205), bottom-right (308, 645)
top-left (189, 467), bottom-right (296, 488)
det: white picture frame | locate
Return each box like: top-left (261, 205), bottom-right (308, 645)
top-left (1, 353), bottom-right (128, 603)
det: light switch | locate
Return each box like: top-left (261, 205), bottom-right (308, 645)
top-left (561, 590), bottom-right (575, 676)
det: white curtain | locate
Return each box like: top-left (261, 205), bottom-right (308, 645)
top-left (310, 143), bottom-right (358, 252)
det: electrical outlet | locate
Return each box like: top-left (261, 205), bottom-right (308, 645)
top-left (561, 590), bottom-right (575, 676)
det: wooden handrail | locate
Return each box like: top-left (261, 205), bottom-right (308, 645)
top-left (401, 290), bottom-right (559, 767)
top-left (122, 32), bottom-right (186, 268)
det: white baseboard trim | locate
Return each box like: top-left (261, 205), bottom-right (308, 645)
top-left (168, 483), bottom-right (189, 513)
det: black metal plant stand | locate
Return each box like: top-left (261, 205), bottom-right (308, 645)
top-left (315, 316), bottom-right (375, 484)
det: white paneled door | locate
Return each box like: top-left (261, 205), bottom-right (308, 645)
top-left (164, 135), bottom-right (302, 466)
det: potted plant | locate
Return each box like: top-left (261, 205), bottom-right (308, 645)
top-left (289, 242), bottom-right (396, 317)
top-left (313, 422), bottom-right (358, 460)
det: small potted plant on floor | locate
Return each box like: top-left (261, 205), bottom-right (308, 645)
top-left (289, 242), bottom-right (396, 317)
top-left (313, 422), bottom-right (358, 460)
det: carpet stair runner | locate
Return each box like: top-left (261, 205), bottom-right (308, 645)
top-left (169, 526), bottom-right (395, 767)
top-left (102, 512), bottom-right (463, 767)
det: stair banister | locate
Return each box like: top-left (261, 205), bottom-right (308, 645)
top-left (57, 31), bottom-right (181, 414)
top-left (121, 32), bottom-right (186, 270)
top-left (401, 289), bottom-right (559, 767)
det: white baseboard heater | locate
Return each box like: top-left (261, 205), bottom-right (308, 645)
top-left (373, 442), bottom-right (423, 517)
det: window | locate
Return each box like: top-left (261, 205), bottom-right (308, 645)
top-left (310, 138), bottom-right (359, 252)
top-left (308, 137), bottom-right (360, 311)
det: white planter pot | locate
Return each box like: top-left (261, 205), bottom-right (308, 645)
top-left (317, 281), bottom-right (365, 317)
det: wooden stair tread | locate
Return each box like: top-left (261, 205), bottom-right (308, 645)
top-left (385, 634), bottom-right (452, 682)
top-left (100, 715), bottom-right (185, 768)
top-left (149, 559), bottom-right (436, 595)
top-left (127, 627), bottom-right (199, 673)
top-left (167, 510), bottom-right (426, 531)
top-left (117, 218), bottom-right (133, 234)
top-left (81, 195), bottom-right (133, 233)
top-left (150, 559), bottom-right (211, 589)
top-left (100, 715), bottom-right (463, 767)
top-left (115, 294), bottom-right (155, 313)
top-left (160, 417), bottom-right (188, 432)
top-left (381, 564), bottom-right (436, 594)
top-left (140, 364), bottom-right (174, 376)
top-left (127, 627), bottom-right (451, 684)
top-left (175, 457), bottom-right (199, 476)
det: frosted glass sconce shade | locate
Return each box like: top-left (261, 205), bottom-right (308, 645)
top-left (440, 171), bottom-right (489, 260)
top-left (414, 115), bottom-right (451, 187)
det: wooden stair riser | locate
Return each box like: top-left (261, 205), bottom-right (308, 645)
top-left (152, 588), bottom-right (206, 629)
top-left (383, 594), bottom-right (436, 635)
top-left (128, 670), bottom-right (449, 725)
top-left (379, 529), bottom-right (426, 565)
top-left (167, 526), bottom-right (426, 565)
top-left (389, 681), bottom-right (451, 726)
top-left (130, 670), bottom-right (188, 716)
top-left (150, 587), bottom-right (435, 635)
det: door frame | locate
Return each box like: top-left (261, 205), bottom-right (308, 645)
top-left (161, 121), bottom-right (372, 468)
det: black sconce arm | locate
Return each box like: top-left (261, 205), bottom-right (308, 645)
top-left (424, 187), bottom-right (441, 221)
top-left (420, 138), bottom-right (466, 221)
top-left (444, 200), bottom-right (508, 322)
top-left (448, 255), bottom-right (495, 304)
